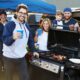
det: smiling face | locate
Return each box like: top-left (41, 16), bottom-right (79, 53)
top-left (56, 15), bottom-right (62, 21)
top-left (0, 14), bottom-right (7, 23)
top-left (55, 11), bottom-right (63, 21)
top-left (43, 21), bottom-right (50, 31)
top-left (40, 18), bottom-right (51, 32)
top-left (16, 8), bottom-right (28, 23)
top-left (63, 12), bottom-right (72, 20)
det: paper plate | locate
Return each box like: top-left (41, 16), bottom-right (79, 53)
top-left (69, 58), bottom-right (80, 64)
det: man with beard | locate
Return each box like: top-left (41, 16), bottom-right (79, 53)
top-left (2, 4), bottom-right (39, 80)
top-left (63, 7), bottom-right (79, 31)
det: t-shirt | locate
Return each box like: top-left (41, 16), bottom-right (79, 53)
top-left (63, 18), bottom-right (78, 30)
top-left (35, 29), bottom-right (49, 51)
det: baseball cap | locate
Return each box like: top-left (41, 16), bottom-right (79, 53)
top-left (63, 8), bottom-right (72, 13)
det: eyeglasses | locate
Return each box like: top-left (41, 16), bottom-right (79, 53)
top-left (18, 12), bottom-right (27, 16)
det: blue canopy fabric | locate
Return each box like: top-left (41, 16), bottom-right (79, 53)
top-left (27, 0), bottom-right (56, 14)
top-left (0, 0), bottom-right (56, 14)
top-left (0, 0), bottom-right (27, 10)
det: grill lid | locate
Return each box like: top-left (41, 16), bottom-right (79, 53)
top-left (47, 29), bottom-right (80, 51)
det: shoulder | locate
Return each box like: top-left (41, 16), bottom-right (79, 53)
top-left (25, 23), bottom-right (31, 30)
top-left (0, 23), bottom-right (4, 27)
top-left (0, 23), bottom-right (3, 26)
top-left (5, 21), bottom-right (15, 27)
top-left (7, 21), bottom-right (15, 25)
top-left (0, 23), bottom-right (4, 30)
top-left (4, 21), bottom-right (16, 32)
top-left (70, 18), bottom-right (77, 23)
top-left (53, 19), bottom-right (57, 24)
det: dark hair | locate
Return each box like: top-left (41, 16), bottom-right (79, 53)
top-left (16, 4), bottom-right (28, 12)
top-left (56, 11), bottom-right (63, 16)
top-left (0, 10), bottom-right (7, 15)
top-left (14, 14), bottom-right (17, 19)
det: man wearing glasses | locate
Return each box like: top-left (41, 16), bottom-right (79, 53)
top-left (3, 4), bottom-right (39, 80)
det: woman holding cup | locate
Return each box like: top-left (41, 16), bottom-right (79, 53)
top-left (34, 18), bottom-right (51, 51)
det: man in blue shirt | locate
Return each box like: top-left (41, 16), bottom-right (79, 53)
top-left (0, 10), bottom-right (7, 71)
top-left (63, 7), bottom-right (79, 31)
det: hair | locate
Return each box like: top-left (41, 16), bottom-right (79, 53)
top-left (16, 4), bottom-right (28, 12)
top-left (0, 10), bottom-right (7, 15)
top-left (56, 11), bottom-right (63, 16)
top-left (40, 18), bottom-right (51, 28)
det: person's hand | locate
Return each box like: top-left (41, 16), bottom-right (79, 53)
top-left (34, 32), bottom-right (38, 43)
top-left (78, 27), bottom-right (80, 32)
top-left (33, 52), bottom-right (39, 58)
top-left (69, 24), bottom-right (74, 31)
top-left (13, 32), bottom-right (21, 40)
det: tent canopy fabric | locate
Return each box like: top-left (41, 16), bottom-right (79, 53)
top-left (0, 0), bottom-right (56, 14)
top-left (28, 0), bottom-right (56, 14)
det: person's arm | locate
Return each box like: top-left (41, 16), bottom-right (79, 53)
top-left (74, 22), bottom-right (79, 31)
top-left (26, 23), bottom-right (36, 52)
top-left (34, 31), bottom-right (38, 43)
top-left (0, 23), bottom-right (4, 33)
top-left (3, 21), bottom-right (15, 46)
top-left (52, 20), bottom-right (57, 27)
top-left (28, 32), bottom-right (36, 52)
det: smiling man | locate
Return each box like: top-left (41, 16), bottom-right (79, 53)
top-left (2, 4), bottom-right (38, 80)
top-left (63, 7), bottom-right (79, 31)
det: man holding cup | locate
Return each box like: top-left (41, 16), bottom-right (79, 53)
top-left (3, 4), bottom-right (39, 80)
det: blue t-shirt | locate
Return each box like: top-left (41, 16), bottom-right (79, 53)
top-left (63, 18), bottom-right (77, 30)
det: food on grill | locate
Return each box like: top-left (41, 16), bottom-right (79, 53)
top-left (52, 54), bottom-right (66, 61)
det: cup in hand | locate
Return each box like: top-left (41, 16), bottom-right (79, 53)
top-left (17, 29), bottom-right (23, 39)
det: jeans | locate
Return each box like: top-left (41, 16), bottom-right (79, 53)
top-left (3, 56), bottom-right (29, 80)
top-left (0, 41), bottom-right (3, 67)
top-left (0, 41), bottom-right (3, 54)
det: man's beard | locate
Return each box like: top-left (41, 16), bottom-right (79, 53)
top-left (65, 16), bottom-right (71, 20)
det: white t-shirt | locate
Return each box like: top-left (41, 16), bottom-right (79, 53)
top-left (56, 21), bottom-right (63, 29)
top-left (36, 31), bottom-right (49, 51)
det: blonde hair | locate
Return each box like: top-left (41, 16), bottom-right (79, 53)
top-left (40, 18), bottom-right (51, 28)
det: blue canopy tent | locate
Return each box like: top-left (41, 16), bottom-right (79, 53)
top-left (0, 0), bottom-right (27, 10)
top-left (0, 0), bottom-right (56, 14)
top-left (27, 0), bottom-right (56, 14)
